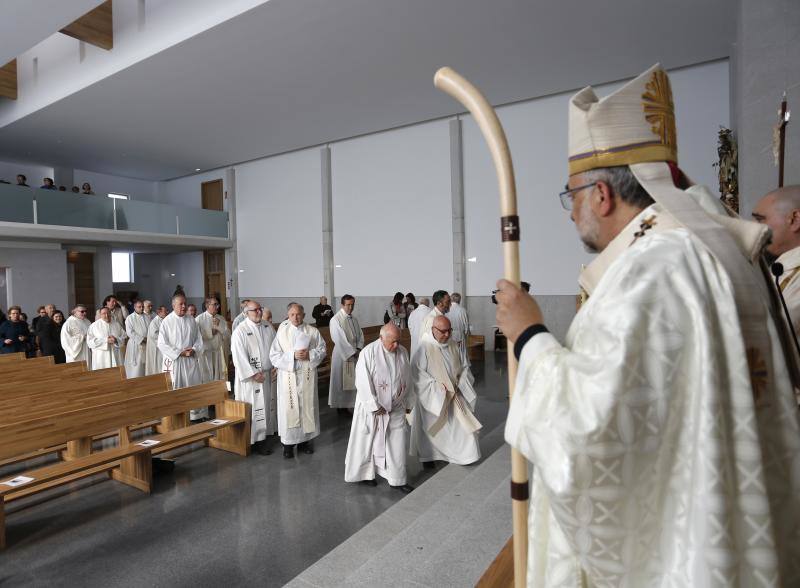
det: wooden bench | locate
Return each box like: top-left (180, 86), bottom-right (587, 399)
top-left (0, 352), bottom-right (25, 363)
top-left (468, 334), bottom-right (485, 362)
top-left (0, 380), bottom-right (249, 549)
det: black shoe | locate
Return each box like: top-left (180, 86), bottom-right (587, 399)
top-left (298, 441), bottom-right (314, 454)
top-left (254, 441), bottom-right (272, 456)
top-left (391, 484), bottom-right (414, 494)
top-left (152, 457), bottom-right (175, 473)
top-left (283, 445), bottom-right (295, 458)
top-left (422, 461), bottom-right (436, 470)
top-left (360, 479), bottom-right (378, 487)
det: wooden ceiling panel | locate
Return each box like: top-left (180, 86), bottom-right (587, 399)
top-left (60, 0), bottom-right (113, 51)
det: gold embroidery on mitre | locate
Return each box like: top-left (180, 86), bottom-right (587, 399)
top-left (746, 347), bottom-right (770, 407)
top-left (642, 70), bottom-right (677, 154)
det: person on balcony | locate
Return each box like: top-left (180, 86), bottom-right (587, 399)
top-left (81, 182), bottom-right (95, 195)
top-left (40, 177), bottom-right (56, 190)
top-left (15, 174), bottom-right (28, 187)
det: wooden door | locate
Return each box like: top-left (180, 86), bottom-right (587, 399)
top-left (201, 179), bottom-right (224, 211)
top-left (67, 251), bottom-right (95, 316)
top-left (204, 250), bottom-right (227, 319)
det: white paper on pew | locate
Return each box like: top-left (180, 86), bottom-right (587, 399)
top-left (2, 475), bottom-right (34, 487)
top-left (210, 419), bottom-right (229, 425)
top-left (137, 439), bottom-right (160, 447)
top-left (294, 332), bottom-right (310, 351)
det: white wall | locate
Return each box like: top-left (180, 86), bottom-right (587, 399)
top-left (132, 251), bottom-right (204, 307)
top-left (0, 158), bottom-right (53, 186)
top-left (0, 243), bottom-right (68, 313)
top-left (74, 169), bottom-right (158, 201)
top-left (463, 59), bottom-right (729, 296)
top-left (331, 120), bottom-right (453, 297)
top-left (235, 148), bottom-right (323, 297)
top-left (158, 169), bottom-right (227, 208)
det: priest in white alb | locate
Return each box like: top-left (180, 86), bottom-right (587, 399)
top-left (231, 301), bottom-right (277, 455)
top-left (142, 299), bottom-right (155, 326)
top-left (145, 305), bottom-right (167, 376)
top-left (158, 293), bottom-right (206, 421)
top-left (269, 303), bottom-right (326, 458)
top-left (87, 306), bottom-right (126, 370)
top-left (196, 296), bottom-right (231, 383)
top-left (61, 305), bottom-right (91, 364)
top-left (447, 292), bottom-right (470, 366)
top-left (328, 294), bottom-right (364, 411)
top-left (409, 315), bottom-right (481, 466)
top-left (124, 300), bottom-right (149, 378)
top-left (497, 64), bottom-right (800, 586)
top-left (419, 290), bottom-right (450, 341)
top-left (407, 296), bottom-right (430, 354)
top-left (344, 323), bottom-right (414, 492)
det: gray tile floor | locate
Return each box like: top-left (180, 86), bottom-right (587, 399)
top-left (0, 352), bottom-right (510, 588)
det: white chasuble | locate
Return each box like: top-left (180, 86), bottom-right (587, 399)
top-left (344, 339), bottom-right (412, 486)
top-left (157, 312), bottom-right (206, 419)
top-left (145, 316), bottom-right (163, 376)
top-left (269, 321), bottom-right (326, 445)
top-left (124, 312), bottom-right (149, 378)
top-left (409, 339), bottom-right (481, 466)
top-left (196, 311), bottom-right (231, 383)
top-left (86, 319), bottom-right (126, 370)
top-left (506, 204), bottom-right (800, 587)
top-left (231, 319), bottom-right (277, 444)
top-left (328, 308), bottom-right (364, 408)
top-left (407, 304), bottom-right (430, 356)
top-left (61, 315), bottom-right (91, 364)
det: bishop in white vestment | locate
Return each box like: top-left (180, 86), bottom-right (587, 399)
top-left (344, 323), bottom-right (414, 491)
top-left (268, 303), bottom-right (326, 457)
top-left (498, 65), bottom-right (800, 587)
top-left (145, 306), bottom-right (167, 376)
top-left (124, 301), bottom-right (149, 378)
top-left (328, 296), bottom-right (364, 409)
top-left (231, 302), bottom-right (277, 453)
top-left (61, 305), bottom-right (91, 364)
top-left (196, 297), bottom-right (231, 383)
top-left (409, 316), bottom-right (481, 466)
top-left (87, 307), bottom-right (126, 370)
top-left (158, 294), bottom-right (206, 420)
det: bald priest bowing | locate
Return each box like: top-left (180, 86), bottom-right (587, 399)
top-left (158, 294), bottom-right (206, 421)
top-left (328, 294), bottom-right (364, 409)
top-left (269, 303), bottom-right (326, 458)
top-left (498, 64), bottom-right (800, 586)
top-left (232, 302), bottom-right (277, 455)
top-left (344, 323), bottom-right (414, 492)
top-left (409, 315), bottom-right (481, 466)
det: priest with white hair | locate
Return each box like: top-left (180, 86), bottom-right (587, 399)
top-left (344, 322), bottom-right (414, 492)
top-left (87, 306), bottom-right (127, 370)
top-left (231, 301), bottom-right (277, 455)
top-left (145, 305), bottom-right (168, 375)
top-left (231, 298), bottom-right (251, 332)
top-left (328, 294), bottom-right (364, 411)
top-left (409, 315), bottom-right (481, 466)
top-left (269, 303), bottom-right (326, 458)
top-left (60, 305), bottom-right (91, 364)
top-left (447, 292), bottom-right (470, 366)
top-left (497, 64), bottom-right (800, 586)
top-left (158, 293), bottom-right (206, 420)
top-left (124, 300), bottom-right (149, 378)
top-left (142, 300), bottom-right (155, 325)
top-left (407, 296), bottom-right (430, 354)
top-left (196, 296), bottom-right (231, 382)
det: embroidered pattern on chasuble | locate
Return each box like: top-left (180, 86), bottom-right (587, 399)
top-left (746, 347), bottom-right (770, 407)
top-left (641, 69), bottom-right (677, 153)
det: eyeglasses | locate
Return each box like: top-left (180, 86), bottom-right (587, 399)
top-left (558, 182), bottom-right (597, 211)
top-left (433, 327), bottom-right (452, 334)
top-left (247, 308), bottom-right (262, 313)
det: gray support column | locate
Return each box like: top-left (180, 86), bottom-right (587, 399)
top-left (450, 117), bottom-right (466, 300)
top-left (321, 146), bottom-right (335, 304)
top-left (224, 167), bottom-right (239, 317)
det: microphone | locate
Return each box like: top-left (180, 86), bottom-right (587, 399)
top-left (770, 262), bottom-right (800, 359)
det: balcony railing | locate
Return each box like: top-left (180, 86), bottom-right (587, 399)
top-left (0, 184), bottom-right (229, 239)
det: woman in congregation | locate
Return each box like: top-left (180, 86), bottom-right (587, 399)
top-left (81, 182), bottom-right (95, 195)
top-left (0, 306), bottom-right (31, 354)
top-left (385, 292), bottom-right (407, 329)
top-left (40, 309), bottom-right (67, 363)
top-left (404, 292), bottom-right (418, 315)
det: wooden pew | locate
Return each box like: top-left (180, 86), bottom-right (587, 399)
top-left (0, 381), bottom-right (249, 549)
top-left (0, 352), bottom-right (25, 363)
top-left (468, 334), bottom-right (485, 362)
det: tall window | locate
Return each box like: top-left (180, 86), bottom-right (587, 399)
top-left (112, 252), bottom-right (133, 283)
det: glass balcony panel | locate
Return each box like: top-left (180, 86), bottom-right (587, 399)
top-left (36, 190), bottom-right (115, 229)
top-left (115, 199), bottom-right (178, 234)
top-left (178, 207), bottom-right (228, 238)
top-left (0, 184), bottom-right (35, 223)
